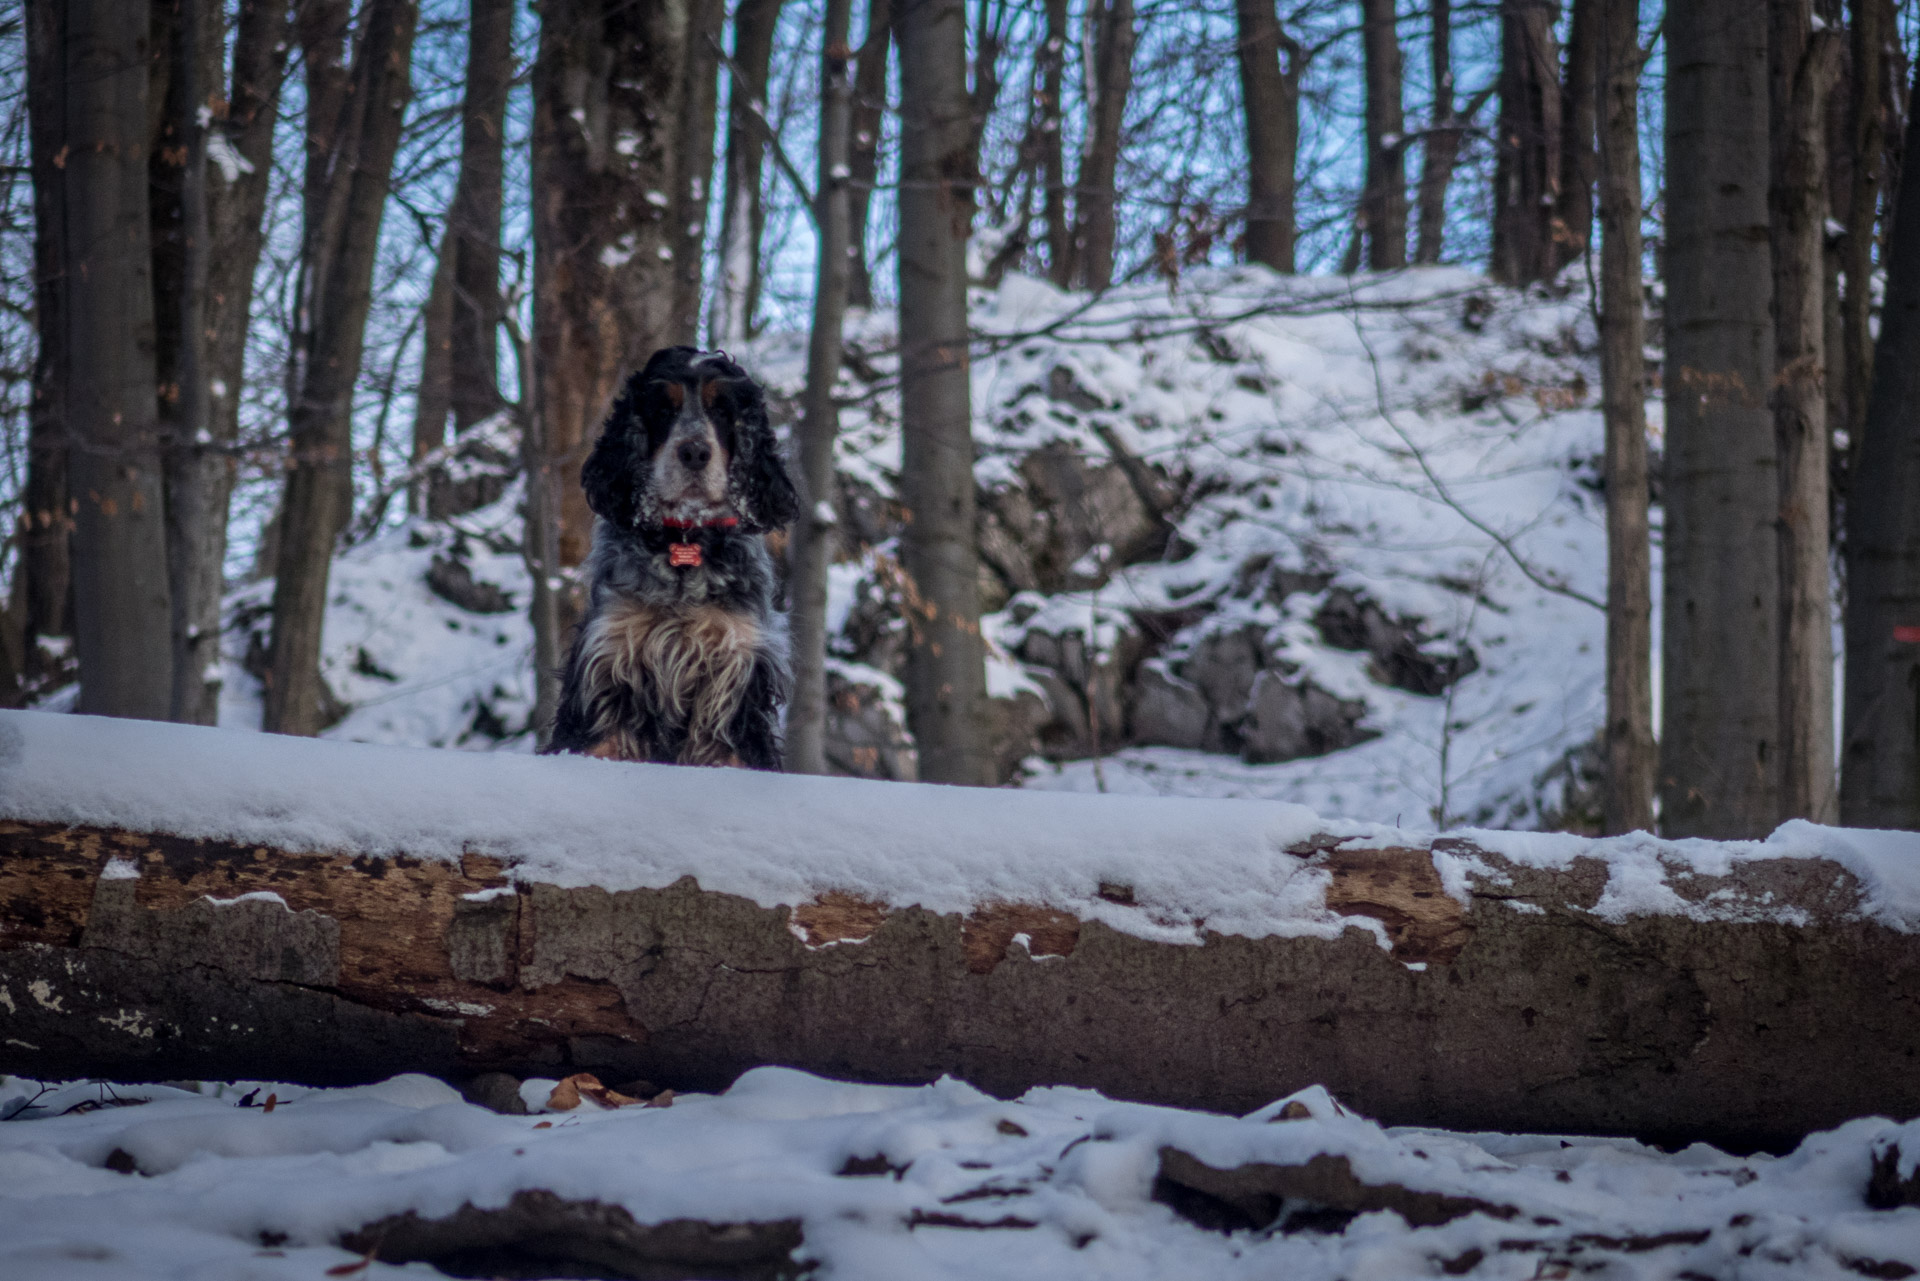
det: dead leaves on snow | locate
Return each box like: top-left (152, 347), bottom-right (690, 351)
top-left (544, 1073), bottom-right (673, 1113)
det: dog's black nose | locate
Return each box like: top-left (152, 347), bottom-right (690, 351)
top-left (677, 439), bottom-right (712, 472)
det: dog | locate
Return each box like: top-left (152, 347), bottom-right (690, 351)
top-left (545, 347), bottom-right (799, 768)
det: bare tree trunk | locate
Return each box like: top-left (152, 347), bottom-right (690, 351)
top-left (23, 0), bottom-right (71, 676)
top-left (848, 0), bottom-right (892, 308)
top-left (1597, 0), bottom-right (1652, 835)
top-left (202, 0), bottom-right (293, 605)
top-left (1554, 0), bottom-right (1598, 271)
top-left (150, 0), bottom-right (222, 724)
top-left (713, 0), bottom-right (785, 344)
top-left (264, 0), bottom-right (419, 736)
top-left (1415, 0), bottom-right (1456, 265)
top-left (532, 0), bottom-right (693, 575)
top-left (414, 0), bottom-right (513, 521)
top-left (672, 0), bottom-right (724, 342)
top-left (1234, 0), bottom-right (1300, 272)
top-left (1071, 0), bottom-right (1134, 291)
top-left (1358, 0), bottom-right (1407, 270)
top-left (1841, 0), bottom-right (1893, 454)
top-left (411, 229), bottom-right (454, 509)
top-left (1841, 61), bottom-right (1920, 830)
top-left (1661, 0), bottom-right (1780, 839)
top-left (449, 0), bottom-right (512, 435)
top-left (786, 0), bottom-right (857, 775)
top-left (63, 0), bottom-right (173, 720)
top-left (896, 0), bottom-right (990, 784)
top-left (1771, 0), bottom-right (1841, 824)
top-left (1491, 0), bottom-right (1562, 285)
top-left (969, 0), bottom-right (1007, 217)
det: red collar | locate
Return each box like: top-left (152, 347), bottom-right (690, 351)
top-left (659, 516), bottom-right (739, 530)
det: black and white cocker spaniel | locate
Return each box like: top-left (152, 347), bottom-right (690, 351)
top-left (545, 347), bottom-right (799, 768)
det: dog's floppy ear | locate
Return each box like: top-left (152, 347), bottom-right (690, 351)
top-left (719, 375), bottom-right (800, 533)
top-left (581, 371), bottom-right (648, 528)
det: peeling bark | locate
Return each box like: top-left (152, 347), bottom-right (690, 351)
top-left (3, 819), bottom-right (1918, 1152)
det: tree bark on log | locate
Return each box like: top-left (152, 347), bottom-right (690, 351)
top-left (3, 816), bottom-right (1917, 1153)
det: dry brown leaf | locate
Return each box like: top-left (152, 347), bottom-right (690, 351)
top-left (644, 1088), bottom-right (675, 1109)
top-left (546, 1073), bottom-right (643, 1112)
top-left (262, 1093), bottom-right (278, 1114)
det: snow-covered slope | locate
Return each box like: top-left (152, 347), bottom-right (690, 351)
top-left (176, 267), bottom-right (1628, 828)
top-left (2, 1066), bottom-right (1914, 1281)
top-left (766, 267), bottom-right (1621, 827)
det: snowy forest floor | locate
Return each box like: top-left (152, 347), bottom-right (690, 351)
top-left (30, 265), bottom-right (1635, 831)
top-left (3, 1068), bottom-right (1917, 1281)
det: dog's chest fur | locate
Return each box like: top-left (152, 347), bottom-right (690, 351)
top-left (576, 596), bottom-right (764, 765)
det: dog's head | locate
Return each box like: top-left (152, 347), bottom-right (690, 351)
top-left (582, 347), bottom-right (800, 536)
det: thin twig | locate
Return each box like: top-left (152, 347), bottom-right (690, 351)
top-left (708, 33), bottom-right (818, 218)
top-left (1345, 279), bottom-right (1605, 613)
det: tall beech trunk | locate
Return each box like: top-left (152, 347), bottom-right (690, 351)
top-left (1771, 0), bottom-right (1840, 823)
top-left (415, 0), bottom-right (513, 520)
top-left (672, 0), bottom-right (724, 342)
top-left (1071, 0), bottom-right (1134, 291)
top-left (411, 230), bottom-right (455, 508)
top-left (1491, 0), bottom-right (1562, 285)
top-left (785, 0), bottom-right (857, 775)
top-left (1234, 0), bottom-right (1300, 272)
top-left (1358, 0), bottom-right (1407, 270)
top-left (1038, 0), bottom-right (1070, 286)
top-left (848, 0), bottom-right (892, 308)
top-left (1597, 0), bottom-right (1652, 835)
top-left (896, 0), bottom-right (990, 784)
top-left (264, 0), bottom-right (419, 736)
top-left (1554, 0), bottom-right (1598, 271)
top-left (63, 0), bottom-right (173, 720)
top-left (449, 0), bottom-right (512, 436)
top-left (1660, 0), bottom-right (1780, 839)
top-left (1841, 62), bottom-right (1920, 830)
top-left (969, 0), bottom-right (1007, 214)
top-left (1415, 0), bottom-right (1458, 265)
top-left (1842, 0), bottom-right (1893, 452)
top-left (23, 0), bottom-right (71, 673)
top-left (714, 0), bottom-right (785, 344)
top-left (152, 0), bottom-right (222, 724)
top-left (188, 0), bottom-right (293, 719)
top-left (532, 0), bottom-right (696, 575)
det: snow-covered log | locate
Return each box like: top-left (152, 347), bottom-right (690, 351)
top-left (3, 710), bottom-right (1918, 1151)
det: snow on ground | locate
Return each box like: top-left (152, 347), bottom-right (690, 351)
top-left (1, 1066), bottom-right (1915, 1280)
top-left (107, 267), bottom-right (1633, 828)
top-left (6, 709), bottom-right (1920, 942)
top-left (759, 266), bottom-right (1624, 827)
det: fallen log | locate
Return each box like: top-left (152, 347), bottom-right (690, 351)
top-left (3, 709), bottom-right (1919, 1151)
